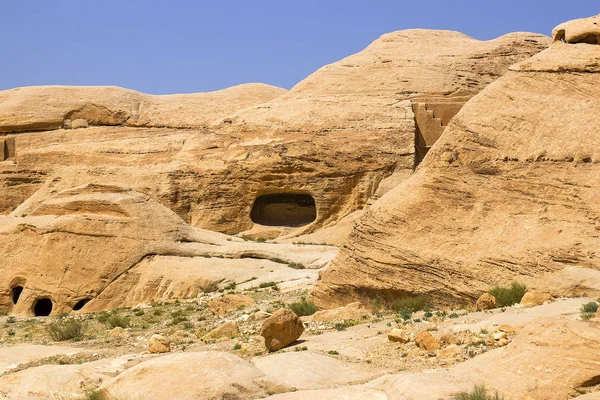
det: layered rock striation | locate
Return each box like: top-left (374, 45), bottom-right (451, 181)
top-left (313, 18), bottom-right (600, 308)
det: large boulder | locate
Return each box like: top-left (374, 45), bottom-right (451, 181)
top-left (100, 352), bottom-right (289, 399)
top-left (147, 334), bottom-right (171, 354)
top-left (476, 293), bottom-right (497, 310)
top-left (260, 309), bottom-right (304, 351)
top-left (312, 16), bottom-right (600, 308)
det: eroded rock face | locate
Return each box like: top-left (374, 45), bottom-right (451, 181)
top-left (0, 30), bottom-right (549, 242)
top-left (312, 20), bottom-right (600, 309)
top-left (99, 352), bottom-right (289, 399)
top-left (552, 14), bottom-right (600, 44)
top-left (0, 184), bottom-right (336, 315)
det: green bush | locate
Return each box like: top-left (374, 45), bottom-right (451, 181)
top-left (454, 384), bottom-right (505, 400)
top-left (581, 301), bottom-right (599, 321)
top-left (106, 314), bottom-right (131, 329)
top-left (289, 297), bottom-right (319, 317)
top-left (488, 282), bottom-right (527, 307)
top-left (47, 318), bottom-right (85, 341)
top-left (581, 301), bottom-right (599, 313)
top-left (259, 282), bottom-right (277, 289)
top-left (390, 297), bottom-right (426, 314)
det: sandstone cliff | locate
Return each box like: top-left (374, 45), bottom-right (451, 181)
top-left (312, 18), bottom-right (600, 308)
top-left (0, 30), bottom-right (550, 239)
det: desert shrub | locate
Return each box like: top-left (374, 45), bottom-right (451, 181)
top-left (6, 316), bottom-right (16, 324)
top-left (390, 297), bottom-right (426, 314)
top-left (47, 318), bottom-right (85, 341)
top-left (133, 308), bottom-right (144, 316)
top-left (259, 282), bottom-right (277, 289)
top-left (581, 301), bottom-right (599, 313)
top-left (488, 282), bottom-right (527, 307)
top-left (287, 262), bottom-right (305, 269)
top-left (106, 314), bottom-right (130, 329)
top-left (201, 281), bottom-right (220, 294)
top-left (454, 384), bottom-right (505, 400)
top-left (581, 301), bottom-right (599, 321)
top-left (289, 297), bottom-right (319, 316)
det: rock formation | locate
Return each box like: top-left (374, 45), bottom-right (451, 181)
top-left (0, 31), bottom-right (549, 244)
top-left (312, 16), bottom-right (600, 308)
top-left (0, 184), bottom-right (335, 316)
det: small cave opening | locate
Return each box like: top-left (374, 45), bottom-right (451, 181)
top-left (72, 298), bottom-right (91, 311)
top-left (11, 286), bottom-right (23, 305)
top-left (33, 298), bottom-right (53, 317)
top-left (250, 193), bottom-right (317, 227)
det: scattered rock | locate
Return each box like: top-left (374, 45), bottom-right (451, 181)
top-left (476, 293), bottom-right (497, 310)
top-left (498, 324), bottom-right (517, 334)
top-left (260, 309), bottom-right (304, 351)
top-left (439, 333), bottom-right (459, 346)
top-left (493, 332), bottom-right (508, 341)
top-left (251, 311), bottom-right (271, 321)
top-left (311, 302), bottom-right (369, 322)
top-left (438, 347), bottom-right (460, 359)
top-left (204, 321), bottom-right (239, 340)
top-left (497, 338), bottom-right (509, 347)
top-left (415, 331), bottom-right (440, 351)
top-left (520, 291), bottom-right (552, 306)
top-left (147, 334), bottom-right (171, 354)
top-left (387, 329), bottom-right (410, 343)
top-left (209, 294), bottom-right (255, 316)
top-left (71, 118), bottom-right (89, 129)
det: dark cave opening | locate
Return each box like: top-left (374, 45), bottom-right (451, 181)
top-left (250, 193), bottom-right (316, 227)
top-left (11, 286), bottom-right (23, 305)
top-left (73, 298), bottom-right (91, 311)
top-left (33, 298), bottom-right (53, 316)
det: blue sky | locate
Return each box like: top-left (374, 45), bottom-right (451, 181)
top-left (1, 1), bottom-right (597, 94)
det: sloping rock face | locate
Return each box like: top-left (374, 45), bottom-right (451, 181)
top-left (312, 23), bottom-right (600, 308)
top-left (0, 31), bottom-right (549, 239)
top-left (0, 184), bottom-right (336, 315)
top-left (0, 84), bottom-right (286, 133)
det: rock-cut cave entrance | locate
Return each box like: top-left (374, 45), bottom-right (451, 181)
top-left (33, 298), bottom-right (53, 316)
top-left (250, 193), bottom-right (316, 227)
top-left (11, 286), bottom-right (23, 305)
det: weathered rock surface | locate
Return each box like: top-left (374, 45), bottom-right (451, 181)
top-left (520, 291), bottom-right (552, 306)
top-left (253, 352), bottom-right (376, 390)
top-left (100, 351), bottom-right (289, 399)
top-left (414, 331), bottom-right (440, 351)
top-left (0, 355), bottom-right (136, 399)
top-left (476, 293), bottom-right (497, 310)
top-left (0, 84), bottom-right (285, 133)
top-left (387, 329), bottom-right (410, 343)
top-left (266, 387), bottom-right (388, 400)
top-left (0, 344), bottom-right (81, 374)
top-left (0, 30), bottom-right (548, 242)
top-left (0, 184), bottom-right (336, 315)
top-left (310, 301), bottom-right (369, 322)
top-left (313, 26), bottom-right (599, 308)
top-left (147, 334), bottom-right (171, 354)
top-left (552, 13), bottom-right (600, 44)
top-left (209, 294), bottom-right (255, 316)
top-left (365, 316), bottom-right (600, 399)
top-left (204, 321), bottom-right (239, 340)
top-left (260, 309), bottom-right (304, 351)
